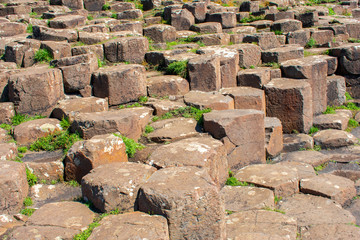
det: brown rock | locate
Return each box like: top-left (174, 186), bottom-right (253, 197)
top-left (204, 109), bottom-right (265, 170)
top-left (27, 201), bottom-right (95, 230)
top-left (49, 15), bottom-right (86, 29)
top-left (207, 12), bottom-right (236, 29)
top-left (262, 45), bottom-right (304, 63)
top-left (70, 107), bottom-right (153, 140)
top-left (300, 223), bottom-right (360, 240)
top-left (243, 32), bottom-right (280, 50)
top-left (137, 166), bottom-right (225, 240)
top-left (8, 67), bottom-right (64, 116)
top-left (0, 22), bottom-right (26, 37)
top-left (327, 75), bottom-right (346, 107)
top-left (147, 75), bottom-right (190, 97)
top-left (8, 226), bottom-right (79, 240)
top-left (84, 0), bottom-right (105, 11)
top-left (313, 129), bottom-right (358, 149)
top-left (265, 117), bottom-right (283, 158)
top-left (143, 24), bottom-right (176, 43)
top-left (0, 143), bottom-right (17, 161)
top-left (171, 9), bottom-right (195, 31)
top-left (287, 30), bottom-right (311, 47)
top-left (220, 87), bottom-right (266, 113)
top-left (264, 78), bottom-right (313, 133)
top-left (300, 173), bottom-right (356, 206)
top-left (64, 133), bottom-right (128, 182)
top-left (237, 68), bottom-right (271, 89)
top-left (116, 9), bottom-right (143, 20)
top-left (148, 117), bottom-right (199, 143)
top-left (227, 43), bottom-right (262, 69)
top-left (0, 161), bottom-right (28, 214)
top-left (271, 19), bottom-right (303, 33)
top-left (88, 212), bottom-right (169, 240)
top-left (41, 41), bottom-right (71, 60)
top-left (283, 133), bottom-right (314, 152)
top-left (22, 151), bottom-right (64, 182)
top-left (276, 161), bottom-right (317, 180)
top-left (184, 91), bottom-right (234, 110)
top-left (144, 99), bottom-right (186, 116)
top-left (226, 210), bottom-right (298, 240)
top-left (235, 164), bottom-right (299, 198)
top-left (148, 136), bottom-right (228, 186)
top-left (33, 25), bottom-right (78, 42)
top-left (279, 194), bottom-right (356, 227)
top-left (82, 162), bottom-right (156, 212)
top-left (282, 150), bottom-right (330, 167)
top-left (51, 97), bottom-right (108, 122)
top-left (313, 113), bottom-right (349, 131)
top-left (0, 102), bottom-right (15, 124)
top-left (221, 186), bottom-right (274, 212)
top-left (190, 22), bottom-right (222, 34)
top-left (183, 2), bottom-right (207, 23)
top-left (13, 118), bottom-right (62, 146)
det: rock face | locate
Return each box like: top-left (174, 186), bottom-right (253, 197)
top-left (204, 109), bottom-right (265, 170)
top-left (137, 167), bottom-right (225, 240)
top-left (65, 134), bottom-right (128, 182)
top-left (0, 161), bottom-right (28, 214)
top-left (88, 212), bottom-right (169, 240)
top-left (147, 136), bottom-right (228, 186)
top-left (313, 130), bottom-right (358, 149)
top-left (235, 164), bottom-right (299, 198)
top-left (82, 162), bottom-right (156, 213)
top-left (8, 67), bottom-right (64, 116)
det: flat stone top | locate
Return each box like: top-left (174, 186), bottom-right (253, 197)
top-left (10, 66), bottom-right (60, 77)
top-left (144, 23), bottom-right (175, 29)
top-left (235, 164), bottom-right (299, 187)
top-left (281, 55), bottom-right (327, 67)
top-left (95, 64), bottom-right (145, 73)
top-left (263, 44), bottom-right (303, 53)
top-left (265, 117), bottom-right (282, 128)
top-left (147, 75), bottom-right (185, 83)
top-left (204, 109), bottom-right (264, 121)
top-left (264, 78), bottom-right (311, 90)
top-left (220, 87), bottom-right (264, 97)
top-left (73, 107), bottom-right (153, 121)
top-left (148, 136), bottom-right (223, 168)
top-left (282, 150), bottom-right (330, 167)
top-left (184, 91), bottom-right (233, 105)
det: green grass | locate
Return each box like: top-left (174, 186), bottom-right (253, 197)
top-left (65, 180), bottom-right (80, 187)
top-left (138, 96), bottom-right (148, 103)
top-left (225, 210), bottom-right (234, 215)
top-left (348, 119), bottom-right (359, 128)
top-left (274, 195), bottom-right (282, 205)
top-left (60, 117), bottom-right (71, 129)
top-left (225, 176), bottom-right (250, 186)
top-left (0, 123), bottom-right (12, 133)
top-left (73, 209), bottom-right (120, 240)
top-left (29, 130), bottom-right (81, 154)
top-left (26, 24), bottom-right (33, 33)
top-left (309, 126), bottom-right (319, 134)
top-left (118, 102), bottom-right (142, 109)
top-left (323, 106), bottom-right (337, 114)
top-left (11, 113), bottom-right (46, 126)
top-left (113, 134), bottom-right (144, 158)
top-left (263, 206), bottom-right (285, 214)
top-left (272, 30), bottom-right (283, 35)
top-left (345, 92), bottom-right (354, 101)
top-left (26, 168), bottom-right (38, 187)
top-left (23, 197), bottom-right (33, 207)
top-left (18, 146), bottom-right (27, 153)
top-left (305, 38), bottom-right (317, 49)
top-left (29, 12), bottom-right (37, 17)
top-left (328, 7), bottom-right (335, 16)
top-left (240, 14), bottom-right (265, 23)
top-left (20, 208), bottom-right (36, 216)
top-left (97, 58), bottom-right (106, 68)
top-left (144, 125), bottom-right (154, 134)
top-left (314, 162), bottom-right (328, 173)
top-left (262, 62), bottom-right (280, 69)
top-left (151, 106), bottom-right (211, 126)
top-left (102, 4), bottom-right (110, 10)
top-left (34, 49), bottom-right (53, 63)
top-left (87, 15), bottom-right (94, 20)
top-left (165, 61), bottom-right (188, 79)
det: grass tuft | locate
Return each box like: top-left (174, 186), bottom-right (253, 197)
top-left (26, 168), bottom-right (38, 187)
top-left (34, 49), bottom-right (53, 63)
top-left (165, 61), bottom-right (188, 79)
top-left (23, 197), bottom-right (33, 207)
top-left (113, 134), bottom-right (144, 158)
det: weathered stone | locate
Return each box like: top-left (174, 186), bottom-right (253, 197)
top-left (226, 210), bottom-right (298, 240)
top-left (144, 99), bottom-right (186, 116)
top-left (277, 161), bottom-right (316, 180)
top-left (235, 164), bottom-right (299, 197)
top-left (313, 113), bottom-right (349, 131)
top-left (143, 24), bottom-right (176, 43)
top-left (264, 78), bottom-right (313, 133)
top-left (282, 150), bottom-right (330, 167)
top-left (300, 223), bottom-right (360, 240)
top-left (22, 151), bottom-right (64, 182)
top-left (0, 143), bottom-right (17, 161)
top-left (221, 186), bottom-right (274, 212)
top-left (279, 194), bottom-right (356, 227)
top-left (220, 87), bottom-right (266, 113)
top-left (40, 41), bottom-right (71, 60)
top-left (88, 212), bottom-right (169, 240)
top-left (116, 9), bottom-right (143, 20)
top-left (33, 25), bottom-right (78, 42)
top-left (49, 15), bottom-right (86, 29)
top-left (207, 12), bottom-right (236, 29)
top-left (313, 130), bottom-right (358, 149)
top-left (271, 19), bottom-right (302, 33)
top-left (65, 134), bottom-right (128, 182)
top-left (184, 91), bottom-right (234, 110)
top-left (286, 30), bottom-right (311, 47)
top-left (240, 1), bottom-right (260, 12)
top-left (242, 32), bottom-right (280, 50)
top-left (265, 117), bottom-right (283, 158)
top-left (262, 45), bottom-right (304, 63)
top-left (300, 173), bottom-right (356, 205)
top-left (281, 56), bottom-right (328, 115)
top-left (0, 102), bottom-right (14, 124)
top-left (29, 183), bottom-right (81, 209)
top-left (51, 97), bottom-right (108, 122)
top-left (138, 166), bottom-right (225, 240)
top-left (0, 22), bottom-right (26, 37)
top-left (92, 64), bottom-right (146, 106)
top-left (237, 68), bottom-right (271, 89)
top-left (27, 201), bottom-right (95, 230)
top-left (295, 11), bottom-right (318, 28)
top-left (0, 161), bottom-right (28, 214)
top-left (13, 118), bottom-right (62, 146)
top-left (142, 0), bottom-right (162, 11)
top-left (183, 2), bottom-right (207, 23)
top-left (8, 67), bottom-right (64, 116)
top-left (228, 44), bottom-right (262, 69)
top-left (346, 198), bottom-right (360, 225)
top-left (190, 22), bottom-right (222, 34)
top-left (70, 107), bottom-right (152, 140)
top-left (266, 11), bottom-right (295, 21)
top-left (148, 117), bottom-right (199, 143)
top-left (171, 9), bottom-right (195, 31)
top-left (8, 225), bottom-right (79, 240)
top-left (188, 55), bottom-right (221, 92)
top-left (148, 136), bottom-right (228, 186)
top-left (82, 162), bottom-right (156, 213)
top-left (204, 109), bottom-right (265, 170)
top-left (327, 75), bottom-right (346, 107)
top-left (147, 75), bottom-right (189, 97)
top-left (83, 0), bottom-right (105, 11)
